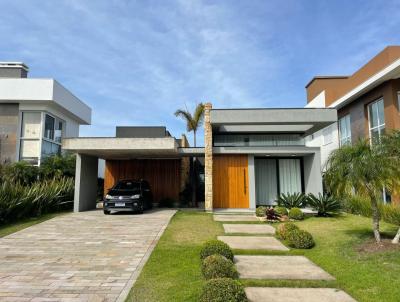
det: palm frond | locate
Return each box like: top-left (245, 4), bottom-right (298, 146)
top-left (192, 103), bottom-right (205, 129)
top-left (174, 109), bottom-right (194, 132)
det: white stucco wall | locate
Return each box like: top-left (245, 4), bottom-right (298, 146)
top-left (305, 90), bottom-right (326, 108)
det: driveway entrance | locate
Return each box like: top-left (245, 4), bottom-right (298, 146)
top-left (0, 209), bottom-right (175, 302)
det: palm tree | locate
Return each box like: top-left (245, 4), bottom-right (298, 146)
top-left (174, 103), bottom-right (205, 147)
top-left (381, 130), bottom-right (400, 244)
top-left (174, 103), bottom-right (205, 206)
top-left (324, 139), bottom-right (398, 243)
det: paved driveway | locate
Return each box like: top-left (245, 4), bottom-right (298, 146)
top-left (0, 209), bottom-right (176, 302)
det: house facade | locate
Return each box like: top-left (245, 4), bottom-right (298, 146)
top-left (0, 62), bottom-right (91, 165)
top-left (63, 106), bottom-right (336, 212)
top-left (305, 46), bottom-right (400, 204)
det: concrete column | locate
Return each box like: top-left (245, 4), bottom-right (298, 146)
top-left (303, 151), bottom-right (323, 195)
top-left (74, 153), bottom-right (99, 212)
top-left (204, 103), bottom-right (213, 211)
top-left (248, 155), bottom-right (256, 210)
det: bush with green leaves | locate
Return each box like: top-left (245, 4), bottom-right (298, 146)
top-left (287, 229), bottom-right (315, 249)
top-left (200, 278), bottom-right (248, 302)
top-left (200, 240), bottom-right (234, 261)
top-left (1, 161), bottom-right (39, 185)
top-left (276, 222), bottom-right (299, 240)
top-left (277, 192), bottom-right (307, 209)
top-left (274, 206), bottom-right (288, 216)
top-left (201, 254), bottom-right (238, 280)
top-left (0, 177), bottom-right (74, 224)
top-left (307, 193), bottom-right (341, 217)
top-left (288, 207), bottom-right (304, 220)
top-left (39, 154), bottom-right (76, 179)
top-left (255, 206), bottom-right (267, 217)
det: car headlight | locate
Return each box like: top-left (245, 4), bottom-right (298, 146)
top-left (131, 194), bottom-right (141, 199)
top-left (105, 194), bottom-right (112, 200)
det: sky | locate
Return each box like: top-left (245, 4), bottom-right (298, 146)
top-left (1, 0), bottom-right (400, 146)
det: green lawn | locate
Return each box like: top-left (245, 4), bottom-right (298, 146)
top-left (0, 212), bottom-right (69, 238)
top-left (127, 211), bottom-right (400, 302)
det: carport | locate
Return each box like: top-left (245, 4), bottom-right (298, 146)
top-left (62, 126), bottom-right (204, 212)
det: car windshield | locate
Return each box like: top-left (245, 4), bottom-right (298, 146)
top-left (113, 181), bottom-right (140, 190)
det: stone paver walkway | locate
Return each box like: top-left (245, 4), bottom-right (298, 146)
top-left (218, 236), bottom-right (289, 251)
top-left (0, 209), bottom-right (176, 302)
top-left (223, 224), bottom-right (275, 234)
top-left (245, 287), bottom-right (357, 302)
top-left (235, 255), bottom-right (335, 280)
top-left (213, 215), bottom-right (258, 222)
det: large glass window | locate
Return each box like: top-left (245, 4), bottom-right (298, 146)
top-left (397, 92), bottom-right (400, 112)
top-left (368, 99), bottom-right (385, 144)
top-left (44, 114), bottom-right (55, 140)
top-left (338, 114), bottom-right (351, 146)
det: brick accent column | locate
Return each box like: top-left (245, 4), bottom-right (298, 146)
top-left (204, 103), bottom-right (213, 211)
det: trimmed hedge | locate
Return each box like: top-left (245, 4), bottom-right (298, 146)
top-left (276, 222), bottom-right (299, 240)
top-left (274, 206), bottom-right (288, 216)
top-left (200, 240), bottom-right (234, 261)
top-left (201, 254), bottom-right (238, 280)
top-left (255, 206), bottom-right (267, 217)
top-left (287, 229), bottom-right (315, 249)
top-left (200, 278), bottom-right (248, 302)
top-left (288, 207), bottom-right (304, 220)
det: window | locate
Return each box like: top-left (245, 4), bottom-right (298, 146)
top-left (397, 92), bottom-right (400, 112)
top-left (44, 114), bottom-right (55, 140)
top-left (368, 98), bottom-right (385, 144)
top-left (213, 134), bottom-right (305, 147)
top-left (338, 115), bottom-right (351, 146)
top-left (19, 112), bottom-right (41, 165)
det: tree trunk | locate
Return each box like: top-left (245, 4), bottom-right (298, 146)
top-left (392, 227), bottom-right (400, 244)
top-left (370, 196), bottom-right (381, 244)
top-left (192, 130), bottom-right (197, 207)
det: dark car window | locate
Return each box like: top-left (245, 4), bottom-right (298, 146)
top-left (113, 181), bottom-right (141, 190)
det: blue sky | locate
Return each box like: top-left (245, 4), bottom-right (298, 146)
top-left (1, 0), bottom-right (400, 146)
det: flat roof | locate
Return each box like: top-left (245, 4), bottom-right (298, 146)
top-left (210, 108), bottom-right (337, 136)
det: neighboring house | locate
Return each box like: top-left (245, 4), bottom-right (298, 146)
top-left (0, 62), bottom-right (91, 165)
top-left (305, 46), bottom-right (400, 204)
top-left (63, 106), bottom-right (336, 212)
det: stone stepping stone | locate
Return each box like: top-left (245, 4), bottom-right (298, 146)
top-left (218, 236), bottom-right (288, 251)
top-left (235, 255), bottom-right (335, 280)
top-left (245, 287), bottom-right (356, 302)
top-left (223, 224), bottom-right (275, 234)
top-left (213, 215), bottom-right (258, 222)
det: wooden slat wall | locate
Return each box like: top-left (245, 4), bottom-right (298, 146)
top-left (104, 159), bottom-right (181, 202)
top-left (213, 155), bottom-right (249, 208)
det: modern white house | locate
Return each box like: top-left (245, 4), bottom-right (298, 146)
top-left (0, 62), bottom-right (91, 165)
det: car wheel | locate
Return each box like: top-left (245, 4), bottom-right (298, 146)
top-left (104, 209), bottom-right (111, 215)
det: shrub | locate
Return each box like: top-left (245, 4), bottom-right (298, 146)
top-left (277, 192), bottom-right (307, 209)
top-left (201, 255), bottom-right (238, 280)
top-left (200, 278), bottom-right (247, 302)
top-left (1, 161), bottom-right (39, 185)
top-left (287, 229), bottom-right (315, 249)
top-left (307, 193), bottom-right (341, 216)
top-left (200, 240), bottom-right (234, 261)
top-left (255, 206), bottom-right (267, 217)
top-left (266, 207), bottom-right (279, 221)
top-left (274, 206), bottom-right (288, 216)
top-left (276, 222), bottom-right (299, 240)
top-left (0, 177), bottom-right (74, 224)
top-left (288, 207), bottom-right (304, 220)
top-left (39, 154), bottom-right (76, 179)
top-left (158, 198), bottom-right (175, 208)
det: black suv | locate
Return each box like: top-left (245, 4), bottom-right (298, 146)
top-left (103, 179), bottom-right (153, 214)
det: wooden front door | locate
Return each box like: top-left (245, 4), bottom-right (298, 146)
top-left (213, 155), bottom-right (249, 208)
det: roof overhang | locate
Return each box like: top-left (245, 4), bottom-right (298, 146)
top-left (210, 108), bottom-right (337, 136)
top-left (329, 58), bottom-right (400, 109)
top-left (62, 137), bottom-right (180, 159)
top-left (213, 146), bottom-right (320, 156)
top-left (0, 78), bottom-right (91, 124)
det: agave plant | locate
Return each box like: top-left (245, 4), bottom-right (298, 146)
top-left (307, 193), bottom-right (341, 217)
top-left (277, 192), bottom-right (307, 209)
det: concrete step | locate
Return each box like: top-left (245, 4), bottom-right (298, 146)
top-left (223, 224), bottom-right (275, 235)
top-left (218, 236), bottom-right (288, 251)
